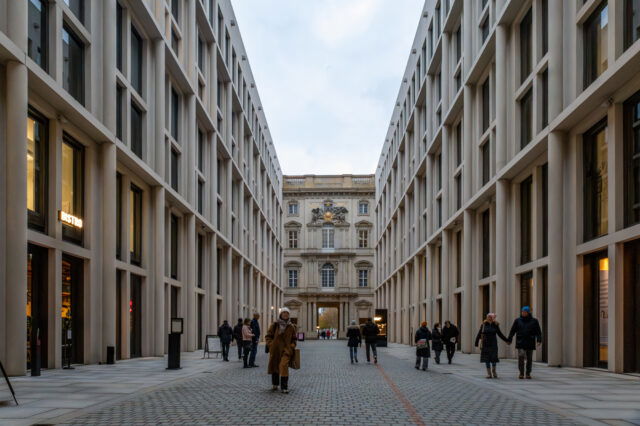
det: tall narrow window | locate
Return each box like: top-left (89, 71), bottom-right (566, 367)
top-left (64, 0), bottom-right (84, 24)
top-left (520, 8), bottom-right (532, 83)
top-left (480, 16), bottom-right (489, 43)
top-left (456, 230), bottom-right (462, 286)
top-left (61, 137), bottom-right (84, 243)
top-left (321, 263), bottom-right (335, 287)
top-left (27, 109), bottom-right (48, 231)
top-left (171, 149), bottom-right (179, 192)
top-left (482, 209), bottom-right (490, 278)
top-left (583, 120), bottom-right (609, 241)
top-left (481, 142), bottom-right (491, 185)
top-left (520, 88), bottom-right (533, 149)
top-left (584, 2), bottom-right (609, 89)
top-left (455, 25), bottom-right (462, 64)
top-left (541, 163), bottom-right (548, 256)
top-left (520, 176), bottom-right (532, 264)
top-left (482, 78), bottom-right (490, 133)
top-left (62, 26), bottom-right (84, 104)
top-left (358, 229), bottom-right (369, 248)
top-left (541, 0), bottom-right (549, 55)
top-left (130, 103), bottom-right (143, 159)
top-left (359, 270), bottom-right (369, 287)
top-left (171, 88), bottom-right (180, 141)
top-left (322, 225), bottom-right (335, 249)
top-left (116, 173), bottom-right (122, 259)
top-left (116, 2), bottom-right (123, 71)
top-left (455, 174), bottom-right (462, 210)
top-left (28, 0), bottom-right (48, 70)
top-left (624, 0), bottom-right (640, 50)
top-left (131, 26), bottom-right (143, 95)
top-left (541, 69), bottom-right (549, 128)
top-left (197, 180), bottom-right (204, 214)
top-left (171, 0), bottom-right (180, 23)
top-left (116, 85), bottom-right (124, 140)
top-left (624, 91), bottom-right (640, 226)
top-left (198, 36), bottom-right (205, 71)
top-left (197, 130), bottom-right (204, 171)
top-left (197, 234), bottom-right (203, 288)
top-left (130, 185), bottom-right (142, 266)
top-left (455, 121), bottom-right (462, 167)
top-left (170, 214), bottom-right (179, 279)
top-left (288, 270), bottom-right (298, 288)
top-left (288, 230), bottom-right (298, 248)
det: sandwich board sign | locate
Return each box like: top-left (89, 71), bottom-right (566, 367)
top-left (203, 335), bottom-right (222, 359)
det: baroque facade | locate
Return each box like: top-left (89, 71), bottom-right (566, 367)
top-left (282, 175), bottom-right (375, 338)
top-left (374, 0), bottom-right (640, 373)
top-left (0, 0), bottom-right (283, 375)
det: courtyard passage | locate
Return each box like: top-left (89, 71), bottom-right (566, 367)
top-left (2, 341), bottom-right (640, 425)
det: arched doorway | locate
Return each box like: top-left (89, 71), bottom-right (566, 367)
top-left (317, 303), bottom-right (340, 339)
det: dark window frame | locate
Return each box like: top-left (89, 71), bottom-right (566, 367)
top-left (482, 209), bottom-right (491, 278)
top-left (170, 214), bottom-right (179, 279)
top-left (28, 0), bottom-right (48, 71)
top-left (27, 107), bottom-right (49, 232)
top-left (624, 0), bottom-right (640, 50)
top-left (61, 134), bottom-right (84, 244)
top-left (624, 90), bottom-right (640, 226)
top-left (583, 119), bottom-right (609, 241)
top-left (131, 25), bottom-right (144, 95)
top-left (520, 176), bottom-right (533, 264)
top-left (129, 184), bottom-right (142, 266)
top-left (62, 24), bottom-right (85, 105)
top-left (130, 102), bottom-right (143, 159)
top-left (520, 8), bottom-right (532, 83)
top-left (520, 88), bottom-right (533, 149)
top-left (583, 1), bottom-right (609, 89)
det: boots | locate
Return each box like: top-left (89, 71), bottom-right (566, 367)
top-left (280, 376), bottom-right (289, 393)
top-left (492, 366), bottom-right (498, 378)
top-left (271, 374), bottom-right (279, 391)
top-left (486, 368), bottom-right (492, 378)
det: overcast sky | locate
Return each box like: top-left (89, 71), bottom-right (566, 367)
top-left (230, 0), bottom-right (424, 176)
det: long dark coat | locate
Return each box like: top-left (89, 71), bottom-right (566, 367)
top-left (414, 326), bottom-right (432, 357)
top-left (474, 321), bottom-right (509, 363)
top-left (431, 328), bottom-right (444, 351)
top-left (346, 325), bottom-right (362, 347)
top-left (507, 316), bottom-right (542, 350)
top-left (217, 323), bottom-right (233, 344)
top-left (265, 322), bottom-right (297, 377)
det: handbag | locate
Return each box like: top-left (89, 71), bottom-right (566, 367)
top-left (478, 324), bottom-right (485, 350)
top-left (289, 348), bottom-right (301, 370)
top-left (416, 339), bottom-right (428, 350)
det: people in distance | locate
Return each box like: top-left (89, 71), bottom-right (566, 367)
top-left (362, 318), bottom-right (380, 364)
top-left (233, 318), bottom-right (243, 361)
top-left (249, 313), bottom-right (261, 368)
top-left (475, 313), bottom-right (509, 379)
top-left (442, 320), bottom-right (460, 364)
top-left (217, 320), bottom-right (233, 362)
top-left (265, 307), bottom-right (297, 394)
top-left (346, 320), bottom-right (362, 364)
top-left (414, 321), bottom-right (432, 371)
top-left (507, 306), bottom-right (542, 379)
top-left (431, 322), bottom-right (444, 364)
top-left (241, 318), bottom-right (254, 368)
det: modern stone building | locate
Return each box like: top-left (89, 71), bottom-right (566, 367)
top-left (282, 175), bottom-right (375, 338)
top-left (374, 0), bottom-right (640, 374)
top-left (0, 0), bottom-right (284, 375)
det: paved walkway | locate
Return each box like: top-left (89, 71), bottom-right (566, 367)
top-left (0, 341), bottom-right (638, 425)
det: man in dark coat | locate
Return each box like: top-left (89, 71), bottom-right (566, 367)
top-left (233, 318), bottom-right (244, 360)
top-left (249, 313), bottom-right (261, 367)
top-left (362, 318), bottom-right (380, 364)
top-left (507, 306), bottom-right (542, 379)
top-left (442, 320), bottom-right (460, 364)
top-left (217, 320), bottom-right (233, 361)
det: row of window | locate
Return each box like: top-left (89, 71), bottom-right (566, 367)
top-left (287, 201), bottom-right (370, 216)
top-left (287, 266), bottom-right (369, 288)
top-left (286, 228), bottom-right (370, 249)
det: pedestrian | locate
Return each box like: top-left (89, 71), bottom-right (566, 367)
top-left (321, 330), bottom-right (326, 340)
top-left (346, 320), bottom-right (362, 364)
top-left (474, 313), bottom-right (509, 379)
top-left (233, 318), bottom-right (243, 360)
top-left (362, 318), bottom-right (380, 364)
top-left (414, 321), bottom-right (432, 371)
top-left (265, 307), bottom-right (297, 394)
top-left (217, 320), bottom-right (233, 361)
top-left (249, 313), bottom-right (261, 368)
top-left (326, 330), bottom-right (331, 340)
top-left (431, 322), bottom-right (444, 364)
top-left (442, 320), bottom-right (460, 364)
top-left (242, 318), bottom-right (254, 368)
top-left (507, 306), bottom-right (542, 379)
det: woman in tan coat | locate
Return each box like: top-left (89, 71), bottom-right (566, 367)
top-left (265, 307), bottom-right (297, 393)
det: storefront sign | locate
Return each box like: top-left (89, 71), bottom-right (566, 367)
top-left (59, 211), bottom-right (83, 228)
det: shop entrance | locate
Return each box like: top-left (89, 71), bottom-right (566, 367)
top-left (27, 244), bottom-right (48, 371)
top-left (62, 255), bottom-right (84, 365)
top-left (130, 274), bottom-right (142, 358)
top-left (624, 240), bottom-right (640, 373)
top-left (583, 251), bottom-right (609, 369)
top-left (317, 306), bottom-right (339, 339)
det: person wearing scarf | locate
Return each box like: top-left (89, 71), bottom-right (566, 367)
top-left (265, 307), bottom-right (297, 393)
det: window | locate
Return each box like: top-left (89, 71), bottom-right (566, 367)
top-left (64, 0), bottom-right (84, 24)
top-left (197, 180), bottom-right (204, 214)
top-left (130, 185), bottom-right (142, 266)
top-left (130, 103), bottom-right (143, 159)
top-left (480, 16), bottom-right (489, 44)
top-left (322, 225), bottom-right (335, 249)
top-left (288, 230), bottom-right (298, 249)
top-left (321, 263), bottom-right (335, 287)
top-left (624, 91), bottom-right (640, 226)
top-left (28, 0), bottom-right (48, 70)
top-left (171, 88), bottom-right (180, 141)
top-left (541, 0), bottom-right (548, 55)
top-left (288, 270), bottom-right (298, 288)
top-left (520, 176), bottom-right (532, 264)
top-left (288, 202), bottom-right (298, 216)
top-left (358, 269), bottom-right (369, 287)
top-left (359, 201), bottom-right (369, 215)
top-left (171, 28), bottom-right (179, 56)
top-left (455, 174), bottom-right (462, 210)
top-left (62, 26), bottom-right (84, 104)
top-left (358, 229), bottom-right (369, 248)
top-left (197, 234), bottom-right (203, 288)
top-left (436, 153), bottom-right (442, 189)
top-left (171, 149), bottom-right (179, 192)
top-left (625, 0), bottom-right (640, 50)
top-left (116, 173), bottom-right (122, 259)
top-left (171, 0), bottom-right (180, 23)
top-left (583, 120), bottom-right (608, 241)
top-left (131, 26), bottom-right (143, 95)
top-left (116, 2), bottom-right (123, 71)
top-left (116, 85), bottom-right (124, 140)
top-left (61, 136), bottom-right (84, 243)
top-left (584, 2), bottom-right (608, 89)
top-left (455, 121), bottom-right (462, 167)
top-left (541, 69), bottom-right (549, 128)
top-left (481, 142), bottom-right (491, 185)
top-left (520, 8), bottom-right (532, 83)
top-left (27, 109), bottom-right (48, 231)
top-left (456, 230), bottom-right (462, 286)
top-left (455, 25), bottom-right (462, 64)
top-left (482, 209), bottom-right (490, 278)
top-left (482, 78), bottom-right (490, 133)
top-left (541, 164), bottom-right (548, 256)
top-left (197, 130), bottom-right (204, 171)
top-left (170, 214), bottom-right (178, 279)
top-left (520, 88), bottom-right (533, 149)
top-left (198, 36), bottom-right (205, 71)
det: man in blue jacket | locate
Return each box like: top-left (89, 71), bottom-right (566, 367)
top-left (249, 313), bottom-right (261, 367)
top-left (507, 306), bottom-right (542, 379)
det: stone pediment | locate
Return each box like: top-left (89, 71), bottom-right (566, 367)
top-left (354, 299), bottom-right (373, 307)
top-left (284, 299), bottom-right (303, 308)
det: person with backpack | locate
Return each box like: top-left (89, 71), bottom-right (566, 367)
top-left (233, 318), bottom-right (243, 360)
top-left (346, 320), bottom-right (362, 363)
top-left (217, 320), bottom-right (233, 361)
top-left (265, 308), bottom-right (297, 394)
top-left (362, 318), bottom-right (380, 364)
top-left (414, 322), bottom-right (432, 371)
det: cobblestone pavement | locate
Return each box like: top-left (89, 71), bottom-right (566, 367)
top-left (48, 341), bottom-right (581, 426)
